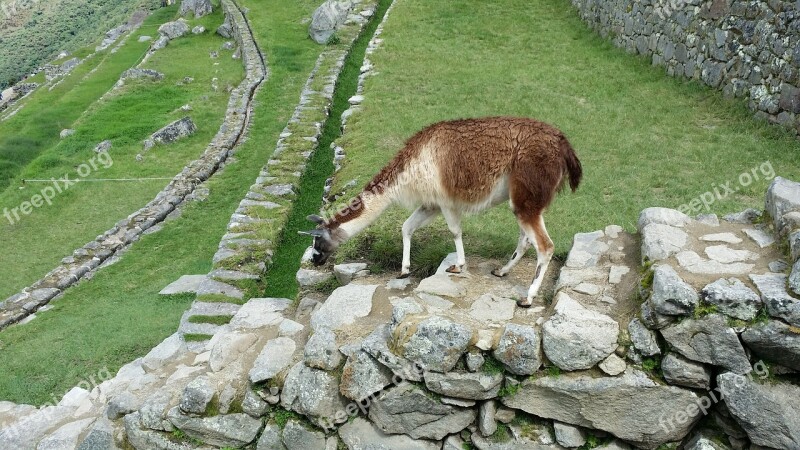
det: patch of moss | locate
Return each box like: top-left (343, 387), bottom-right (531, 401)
top-left (693, 302), bottom-right (719, 319)
top-left (489, 423), bottom-right (512, 443)
top-left (183, 333), bottom-right (214, 342)
top-left (482, 355), bottom-right (505, 375)
top-left (187, 314), bottom-right (233, 325)
top-left (273, 407), bottom-right (303, 429)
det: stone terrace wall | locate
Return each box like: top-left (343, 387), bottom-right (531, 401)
top-left (572, 0), bottom-right (800, 135)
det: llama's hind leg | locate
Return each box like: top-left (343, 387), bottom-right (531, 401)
top-left (517, 214), bottom-right (554, 307)
top-left (441, 208), bottom-right (466, 273)
top-left (400, 205), bottom-right (440, 277)
top-left (492, 228), bottom-right (531, 277)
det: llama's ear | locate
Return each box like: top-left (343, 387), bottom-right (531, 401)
top-left (307, 214), bottom-right (324, 225)
top-left (298, 229), bottom-right (324, 237)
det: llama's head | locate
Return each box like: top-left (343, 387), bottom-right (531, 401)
top-left (299, 214), bottom-right (339, 266)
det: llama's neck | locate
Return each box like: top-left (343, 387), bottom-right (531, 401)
top-left (328, 188), bottom-right (394, 241)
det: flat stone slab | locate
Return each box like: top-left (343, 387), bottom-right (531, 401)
top-left (704, 245), bottom-right (758, 263)
top-left (159, 275), bottom-right (207, 295)
top-left (743, 228), bottom-right (775, 248)
top-left (230, 298), bottom-right (288, 329)
top-left (415, 274), bottom-right (466, 298)
top-left (196, 279), bottom-right (244, 299)
top-left (311, 284), bottom-right (378, 331)
top-left (699, 232), bottom-right (742, 244)
top-left (249, 337), bottom-right (296, 383)
top-left (469, 294), bottom-right (516, 322)
top-left (675, 251), bottom-right (754, 275)
top-left (750, 273), bottom-right (800, 326)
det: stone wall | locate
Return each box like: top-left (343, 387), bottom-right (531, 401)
top-left (572, 0), bottom-right (800, 135)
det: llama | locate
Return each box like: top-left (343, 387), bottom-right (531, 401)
top-left (301, 116), bottom-right (582, 306)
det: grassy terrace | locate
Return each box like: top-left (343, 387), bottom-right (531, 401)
top-left (0, 0), bottom-right (323, 404)
top-left (0, 5), bottom-right (243, 300)
top-left (331, 0), bottom-right (800, 274)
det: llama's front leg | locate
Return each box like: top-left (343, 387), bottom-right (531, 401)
top-left (400, 206), bottom-right (439, 277)
top-left (441, 208), bottom-right (466, 274)
top-left (518, 214), bottom-right (554, 307)
top-left (492, 228), bottom-right (530, 277)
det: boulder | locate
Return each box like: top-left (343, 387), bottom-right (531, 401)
top-left (304, 327), bottom-right (342, 370)
top-left (333, 262), bottom-right (368, 284)
top-left (180, 0), bottom-right (213, 18)
top-left (59, 129), bottom-right (75, 139)
top-left (493, 323), bottom-right (542, 375)
top-left (397, 315), bottom-right (472, 373)
top-left (255, 423), bottom-right (283, 449)
top-left (249, 337), bottom-right (296, 383)
top-left (281, 362), bottom-right (349, 428)
top-left (478, 400), bottom-right (497, 437)
top-left (140, 390), bottom-right (177, 432)
top-left (661, 353), bottom-right (711, 389)
top-left (158, 19), bottom-right (190, 40)
top-left (217, 17), bottom-right (233, 38)
top-left (338, 417), bottom-right (440, 450)
top-left (149, 117), bottom-right (197, 146)
top-left (424, 371), bottom-right (503, 400)
top-left (282, 419), bottom-right (326, 450)
top-left (649, 265), bottom-right (699, 316)
top-left (167, 408), bottom-right (262, 448)
top-left (599, 354), bottom-right (627, 376)
top-left (638, 207), bottom-right (692, 229)
top-left (339, 347), bottom-right (394, 402)
top-left (640, 223), bottom-right (688, 261)
top-left (701, 278), bottom-right (762, 320)
top-left (142, 333), bottom-right (187, 371)
top-left (180, 376), bottom-right (215, 414)
top-left (311, 284), bottom-right (378, 331)
top-left (502, 369), bottom-right (702, 448)
top-left (750, 273), bottom-right (800, 326)
top-left (242, 389), bottom-right (269, 418)
top-left (309, 0), bottom-right (354, 44)
top-left (627, 318), bottom-right (661, 356)
top-left (368, 383), bottom-right (477, 440)
top-left (362, 324), bottom-right (423, 381)
top-left (718, 373), bottom-right (800, 448)
top-left (94, 140), bottom-right (112, 154)
top-left (209, 331), bottom-right (257, 372)
top-left (741, 320), bottom-right (800, 371)
top-left (125, 412), bottom-right (208, 450)
top-left (564, 230), bottom-right (608, 269)
top-left (765, 176), bottom-right (800, 234)
top-left (542, 293), bottom-right (619, 371)
top-left (230, 298), bottom-right (288, 329)
top-left (36, 418), bottom-right (95, 450)
top-left (120, 68), bottom-right (163, 82)
top-left (554, 421), bottom-right (588, 448)
top-left (660, 314), bottom-right (751, 374)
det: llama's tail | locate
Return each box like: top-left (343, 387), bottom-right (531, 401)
top-left (560, 135), bottom-right (582, 192)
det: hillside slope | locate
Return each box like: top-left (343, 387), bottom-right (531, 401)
top-left (0, 0), bottom-right (160, 88)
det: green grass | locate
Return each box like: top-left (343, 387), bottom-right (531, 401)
top-left (329, 0), bottom-right (800, 274)
top-left (0, 0), bottom-right (324, 405)
top-left (0, 5), bottom-right (243, 300)
top-left (261, 0), bottom-right (394, 299)
top-left (187, 314), bottom-right (233, 325)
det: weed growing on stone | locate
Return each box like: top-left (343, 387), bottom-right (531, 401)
top-left (482, 355), bottom-right (505, 375)
top-left (489, 423), bottom-right (512, 443)
top-left (273, 407), bottom-right (303, 429)
top-left (497, 380), bottom-right (520, 398)
top-left (693, 302), bottom-right (719, 319)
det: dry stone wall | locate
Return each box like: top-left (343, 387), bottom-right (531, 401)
top-left (572, 0), bottom-right (800, 135)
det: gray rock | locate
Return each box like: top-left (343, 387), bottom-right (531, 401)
top-left (180, 0), bottom-right (213, 18)
top-left (742, 228), bottom-right (775, 248)
top-left (599, 354), bottom-right (626, 376)
top-left (192, 25), bottom-right (205, 34)
top-left (699, 232), bottom-right (742, 244)
top-left (338, 417), bottom-right (440, 450)
top-left (256, 423), bottom-right (285, 450)
top-left (493, 323), bottom-right (542, 375)
top-left (159, 274), bottom-right (207, 295)
top-left (361, 324), bottom-right (423, 381)
top-left (415, 274), bottom-right (466, 298)
top-left (209, 331), bottom-right (257, 372)
top-left (701, 278), bottom-right (762, 320)
top-left (138, 35), bottom-right (152, 42)
top-left (37, 418), bottom-right (95, 450)
top-left (368, 383), bottom-right (477, 440)
top-left (340, 347), bottom-right (394, 402)
top-left (765, 177), bottom-right (800, 233)
top-left (242, 389), bottom-right (269, 418)
top-left (94, 140), bottom-right (112, 154)
top-left (443, 435), bottom-right (466, 450)
top-left (542, 293), bottom-right (619, 371)
top-left (167, 407), bottom-right (262, 448)
top-left (304, 327), bottom-right (342, 371)
top-left (120, 68), bottom-right (163, 82)
top-left (249, 337), bottom-right (296, 383)
top-left (791, 230), bottom-right (800, 262)
top-left (158, 19), bottom-right (190, 40)
top-left (502, 369), bottom-right (702, 448)
top-left (466, 352), bottom-right (485, 372)
top-left (230, 297), bottom-right (288, 329)
top-left (386, 278), bottom-right (412, 291)
top-left (140, 390), bottom-right (176, 432)
top-left (311, 284), bottom-right (378, 331)
top-left (718, 373), bottom-right (800, 448)
top-left (142, 333), bottom-right (187, 371)
top-left (424, 371), bottom-right (503, 400)
top-left (790, 259), bottom-right (800, 296)
top-left (627, 318), bottom-right (661, 356)
top-left (281, 362), bottom-right (348, 429)
top-left (470, 294), bottom-right (516, 322)
top-left (297, 268), bottom-right (334, 288)
top-left (638, 207), bottom-right (692, 229)
top-left (641, 223), bottom-right (689, 261)
top-left (564, 230), bottom-right (608, 269)
top-left (263, 184), bottom-right (295, 197)
top-left (742, 320), bottom-right (800, 371)
top-left (150, 117), bottom-right (197, 145)
top-left (650, 265), bottom-right (699, 316)
top-left (554, 421), bottom-right (588, 448)
top-left (216, 17), bottom-right (233, 39)
top-left (77, 417), bottom-right (119, 450)
top-left (60, 129), bottom-right (75, 139)
top-left (333, 262), bottom-right (368, 284)
top-left (660, 314), bottom-right (751, 374)
top-left (661, 353), bottom-right (712, 389)
top-left (152, 35), bottom-right (169, 50)
top-left (675, 250), bottom-right (755, 275)
top-left (398, 315), bottom-right (472, 373)
top-left (309, 0), bottom-right (354, 44)
top-left (683, 432), bottom-right (731, 450)
top-left (180, 376), bottom-right (215, 414)
top-left (704, 245), bottom-right (758, 263)
top-left (282, 419), bottom-right (326, 450)
top-left (196, 278), bottom-right (243, 299)
top-left (126, 412), bottom-right (212, 450)
top-left (750, 273), bottom-right (800, 326)
top-left (478, 400), bottom-right (497, 437)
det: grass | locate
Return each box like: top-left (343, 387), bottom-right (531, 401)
top-left (0, 0), bottom-right (325, 405)
top-left (329, 0), bottom-right (800, 274)
top-left (0, 5), bottom-right (244, 300)
top-left (261, 0), bottom-right (394, 299)
top-left (187, 314), bottom-right (233, 325)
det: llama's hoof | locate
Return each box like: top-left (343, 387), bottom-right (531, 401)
top-left (446, 265), bottom-right (463, 274)
top-left (398, 272), bottom-right (411, 279)
top-left (491, 268), bottom-right (507, 278)
top-left (516, 298), bottom-right (534, 308)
